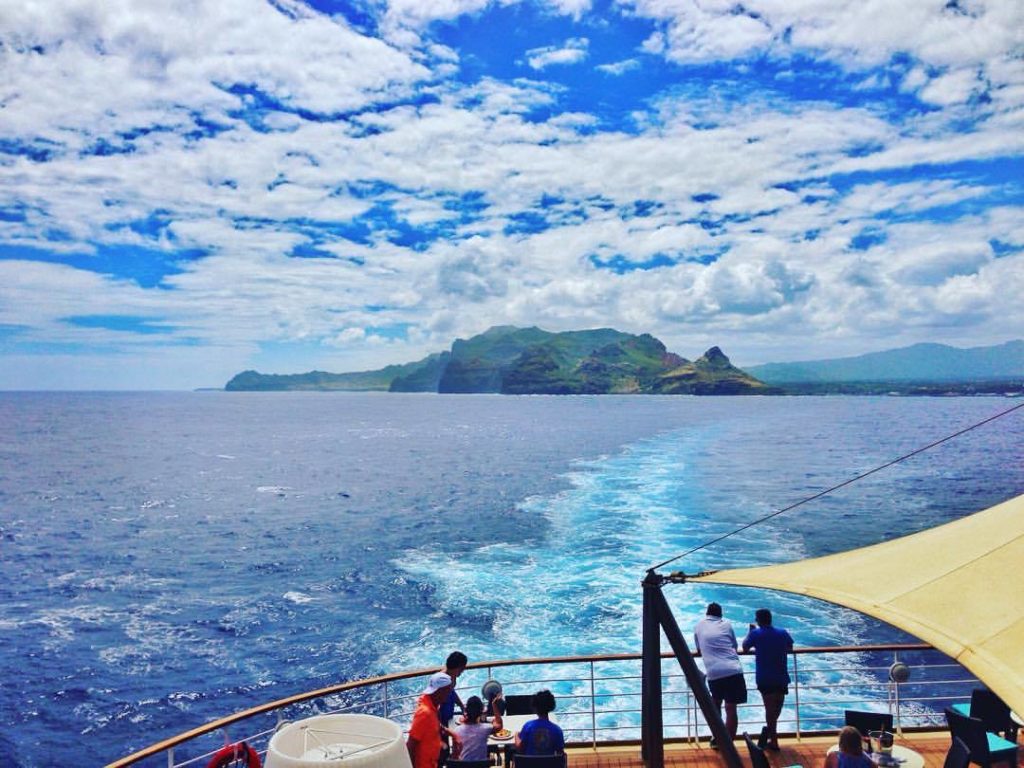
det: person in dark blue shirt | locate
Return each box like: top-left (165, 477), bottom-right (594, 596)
top-left (742, 608), bottom-right (793, 751)
top-left (515, 689), bottom-right (565, 755)
top-left (438, 651), bottom-right (467, 725)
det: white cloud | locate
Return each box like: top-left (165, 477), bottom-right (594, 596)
top-left (525, 38), bottom-right (590, 70)
top-left (621, 0), bottom-right (1024, 108)
top-left (596, 58), bottom-right (641, 75)
top-left (1, 1), bottom-right (1022, 387)
top-left (918, 67), bottom-right (983, 106)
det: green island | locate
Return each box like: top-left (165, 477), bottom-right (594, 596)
top-left (226, 326), bottom-right (770, 394)
top-left (225, 329), bottom-right (1024, 396)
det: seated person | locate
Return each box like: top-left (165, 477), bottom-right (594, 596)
top-left (453, 695), bottom-right (504, 762)
top-left (514, 690), bottom-right (564, 756)
top-left (824, 726), bottom-right (877, 768)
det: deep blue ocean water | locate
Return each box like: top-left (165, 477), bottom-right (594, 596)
top-left (1, 392), bottom-right (1022, 767)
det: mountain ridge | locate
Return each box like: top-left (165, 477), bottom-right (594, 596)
top-left (747, 340), bottom-right (1024, 383)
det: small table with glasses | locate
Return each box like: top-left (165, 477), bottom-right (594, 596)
top-left (827, 743), bottom-right (924, 768)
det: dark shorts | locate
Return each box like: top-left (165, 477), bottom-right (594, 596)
top-left (709, 672), bottom-right (748, 704)
top-left (758, 684), bottom-right (789, 696)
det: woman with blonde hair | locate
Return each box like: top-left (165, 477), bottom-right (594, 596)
top-left (824, 726), bottom-right (877, 768)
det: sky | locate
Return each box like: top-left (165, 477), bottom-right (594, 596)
top-left (1, 0), bottom-right (1022, 389)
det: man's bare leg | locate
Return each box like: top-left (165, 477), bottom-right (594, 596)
top-left (724, 701), bottom-right (738, 739)
top-left (762, 692), bottom-right (785, 748)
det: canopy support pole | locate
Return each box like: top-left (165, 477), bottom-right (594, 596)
top-left (641, 570), bottom-right (743, 768)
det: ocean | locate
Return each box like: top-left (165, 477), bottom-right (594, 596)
top-left (1, 392), bottom-right (1022, 767)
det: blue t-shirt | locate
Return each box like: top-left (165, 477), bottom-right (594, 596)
top-left (838, 753), bottom-right (875, 768)
top-left (519, 718), bottom-right (564, 755)
top-left (742, 625), bottom-right (793, 688)
top-left (439, 689), bottom-right (458, 724)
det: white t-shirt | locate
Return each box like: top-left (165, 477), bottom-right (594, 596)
top-left (693, 615), bottom-right (742, 681)
top-left (454, 721), bottom-right (493, 761)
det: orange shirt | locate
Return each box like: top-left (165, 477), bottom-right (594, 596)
top-left (408, 694), bottom-right (443, 768)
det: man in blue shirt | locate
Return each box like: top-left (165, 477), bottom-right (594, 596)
top-left (742, 608), bottom-right (793, 751)
top-left (515, 689), bottom-right (564, 755)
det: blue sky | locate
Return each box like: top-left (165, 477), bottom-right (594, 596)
top-left (1, 0), bottom-right (1022, 389)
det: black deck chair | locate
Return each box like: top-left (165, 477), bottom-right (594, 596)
top-left (844, 709), bottom-right (895, 736)
top-left (943, 737), bottom-right (971, 768)
top-left (844, 710), bottom-right (894, 751)
top-left (502, 695), bottom-right (535, 716)
top-left (944, 707), bottom-right (1019, 768)
top-left (744, 732), bottom-right (772, 768)
top-left (969, 689), bottom-right (1018, 743)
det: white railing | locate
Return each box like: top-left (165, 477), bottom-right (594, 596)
top-left (107, 643), bottom-right (979, 768)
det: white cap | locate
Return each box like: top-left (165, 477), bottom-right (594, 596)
top-left (423, 672), bottom-right (453, 695)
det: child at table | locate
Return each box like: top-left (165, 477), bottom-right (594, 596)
top-left (824, 726), bottom-right (878, 768)
top-left (453, 695), bottom-right (504, 761)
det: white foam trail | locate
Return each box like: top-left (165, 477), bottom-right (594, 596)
top-left (396, 426), bottom-right (887, 729)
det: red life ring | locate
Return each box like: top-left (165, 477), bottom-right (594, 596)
top-left (206, 741), bottom-right (262, 768)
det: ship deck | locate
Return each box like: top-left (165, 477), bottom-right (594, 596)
top-left (565, 732), bottom-right (1000, 768)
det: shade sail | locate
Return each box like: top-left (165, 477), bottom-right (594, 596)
top-left (690, 492), bottom-right (1024, 716)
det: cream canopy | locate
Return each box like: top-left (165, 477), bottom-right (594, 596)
top-left (690, 492), bottom-right (1024, 716)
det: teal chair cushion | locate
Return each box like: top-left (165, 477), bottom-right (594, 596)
top-left (951, 703), bottom-right (971, 717)
top-left (985, 731), bottom-right (1017, 754)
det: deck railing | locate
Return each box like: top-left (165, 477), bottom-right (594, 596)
top-left (107, 643), bottom-right (979, 768)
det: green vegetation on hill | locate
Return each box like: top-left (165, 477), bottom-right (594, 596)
top-left (224, 355), bottom-right (447, 391)
top-left (225, 326), bottom-right (771, 395)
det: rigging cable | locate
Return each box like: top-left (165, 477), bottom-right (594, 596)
top-left (649, 399), bottom-right (1024, 572)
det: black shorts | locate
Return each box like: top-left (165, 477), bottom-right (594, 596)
top-left (758, 683), bottom-right (789, 696)
top-left (709, 672), bottom-right (748, 704)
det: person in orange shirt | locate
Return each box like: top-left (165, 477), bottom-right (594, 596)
top-left (408, 672), bottom-right (459, 768)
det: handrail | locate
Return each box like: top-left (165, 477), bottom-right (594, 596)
top-left (105, 643), bottom-right (937, 767)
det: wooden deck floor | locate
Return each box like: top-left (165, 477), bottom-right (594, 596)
top-left (565, 732), bottom-right (1021, 768)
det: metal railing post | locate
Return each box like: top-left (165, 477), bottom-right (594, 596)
top-left (892, 650), bottom-right (902, 737)
top-left (167, 747), bottom-right (174, 768)
top-left (791, 652), bottom-right (802, 740)
top-left (589, 660), bottom-right (597, 749)
top-left (689, 689), bottom-right (697, 742)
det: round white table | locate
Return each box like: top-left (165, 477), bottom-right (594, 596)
top-left (827, 743), bottom-right (924, 768)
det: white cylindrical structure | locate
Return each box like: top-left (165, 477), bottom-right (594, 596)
top-left (265, 714), bottom-right (412, 768)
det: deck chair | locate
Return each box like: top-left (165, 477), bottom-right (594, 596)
top-left (511, 755), bottom-right (567, 768)
top-left (744, 732), bottom-right (803, 768)
top-left (944, 707), bottom-right (1019, 768)
top-left (844, 709), bottom-right (894, 737)
top-left (944, 737), bottom-right (971, 768)
top-left (745, 732), bottom-right (772, 768)
top-left (844, 710), bottom-right (894, 752)
top-left (966, 689), bottom-right (1018, 743)
top-left (502, 695), bottom-right (535, 716)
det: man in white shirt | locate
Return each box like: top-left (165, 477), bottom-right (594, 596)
top-left (693, 602), bottom-right (748, 745)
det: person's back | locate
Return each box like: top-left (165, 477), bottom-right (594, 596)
top-left (743, 623), bottom-right (793, 687)
top-left (836, 752), bottom-right (875, 768)
top-left (693, 612), bottom-right (741, 681)
top-left (693, 603), bottom-right (746, 742)
top-left (454, 720), bottom-right (493, 760)
top-left (454, 696), bottom-right (500, 761)
top-left (519, 718), bottom-right (564, 755)
top-left (824, 726), bottom-right (876, 768)
top-left (516, 690), bottom-right (564, 756)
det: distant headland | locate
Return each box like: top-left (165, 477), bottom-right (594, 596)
top-left (226, 326), bottom-right (771, 395)
top-left (224, 330), bottom-right (1024, 396)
